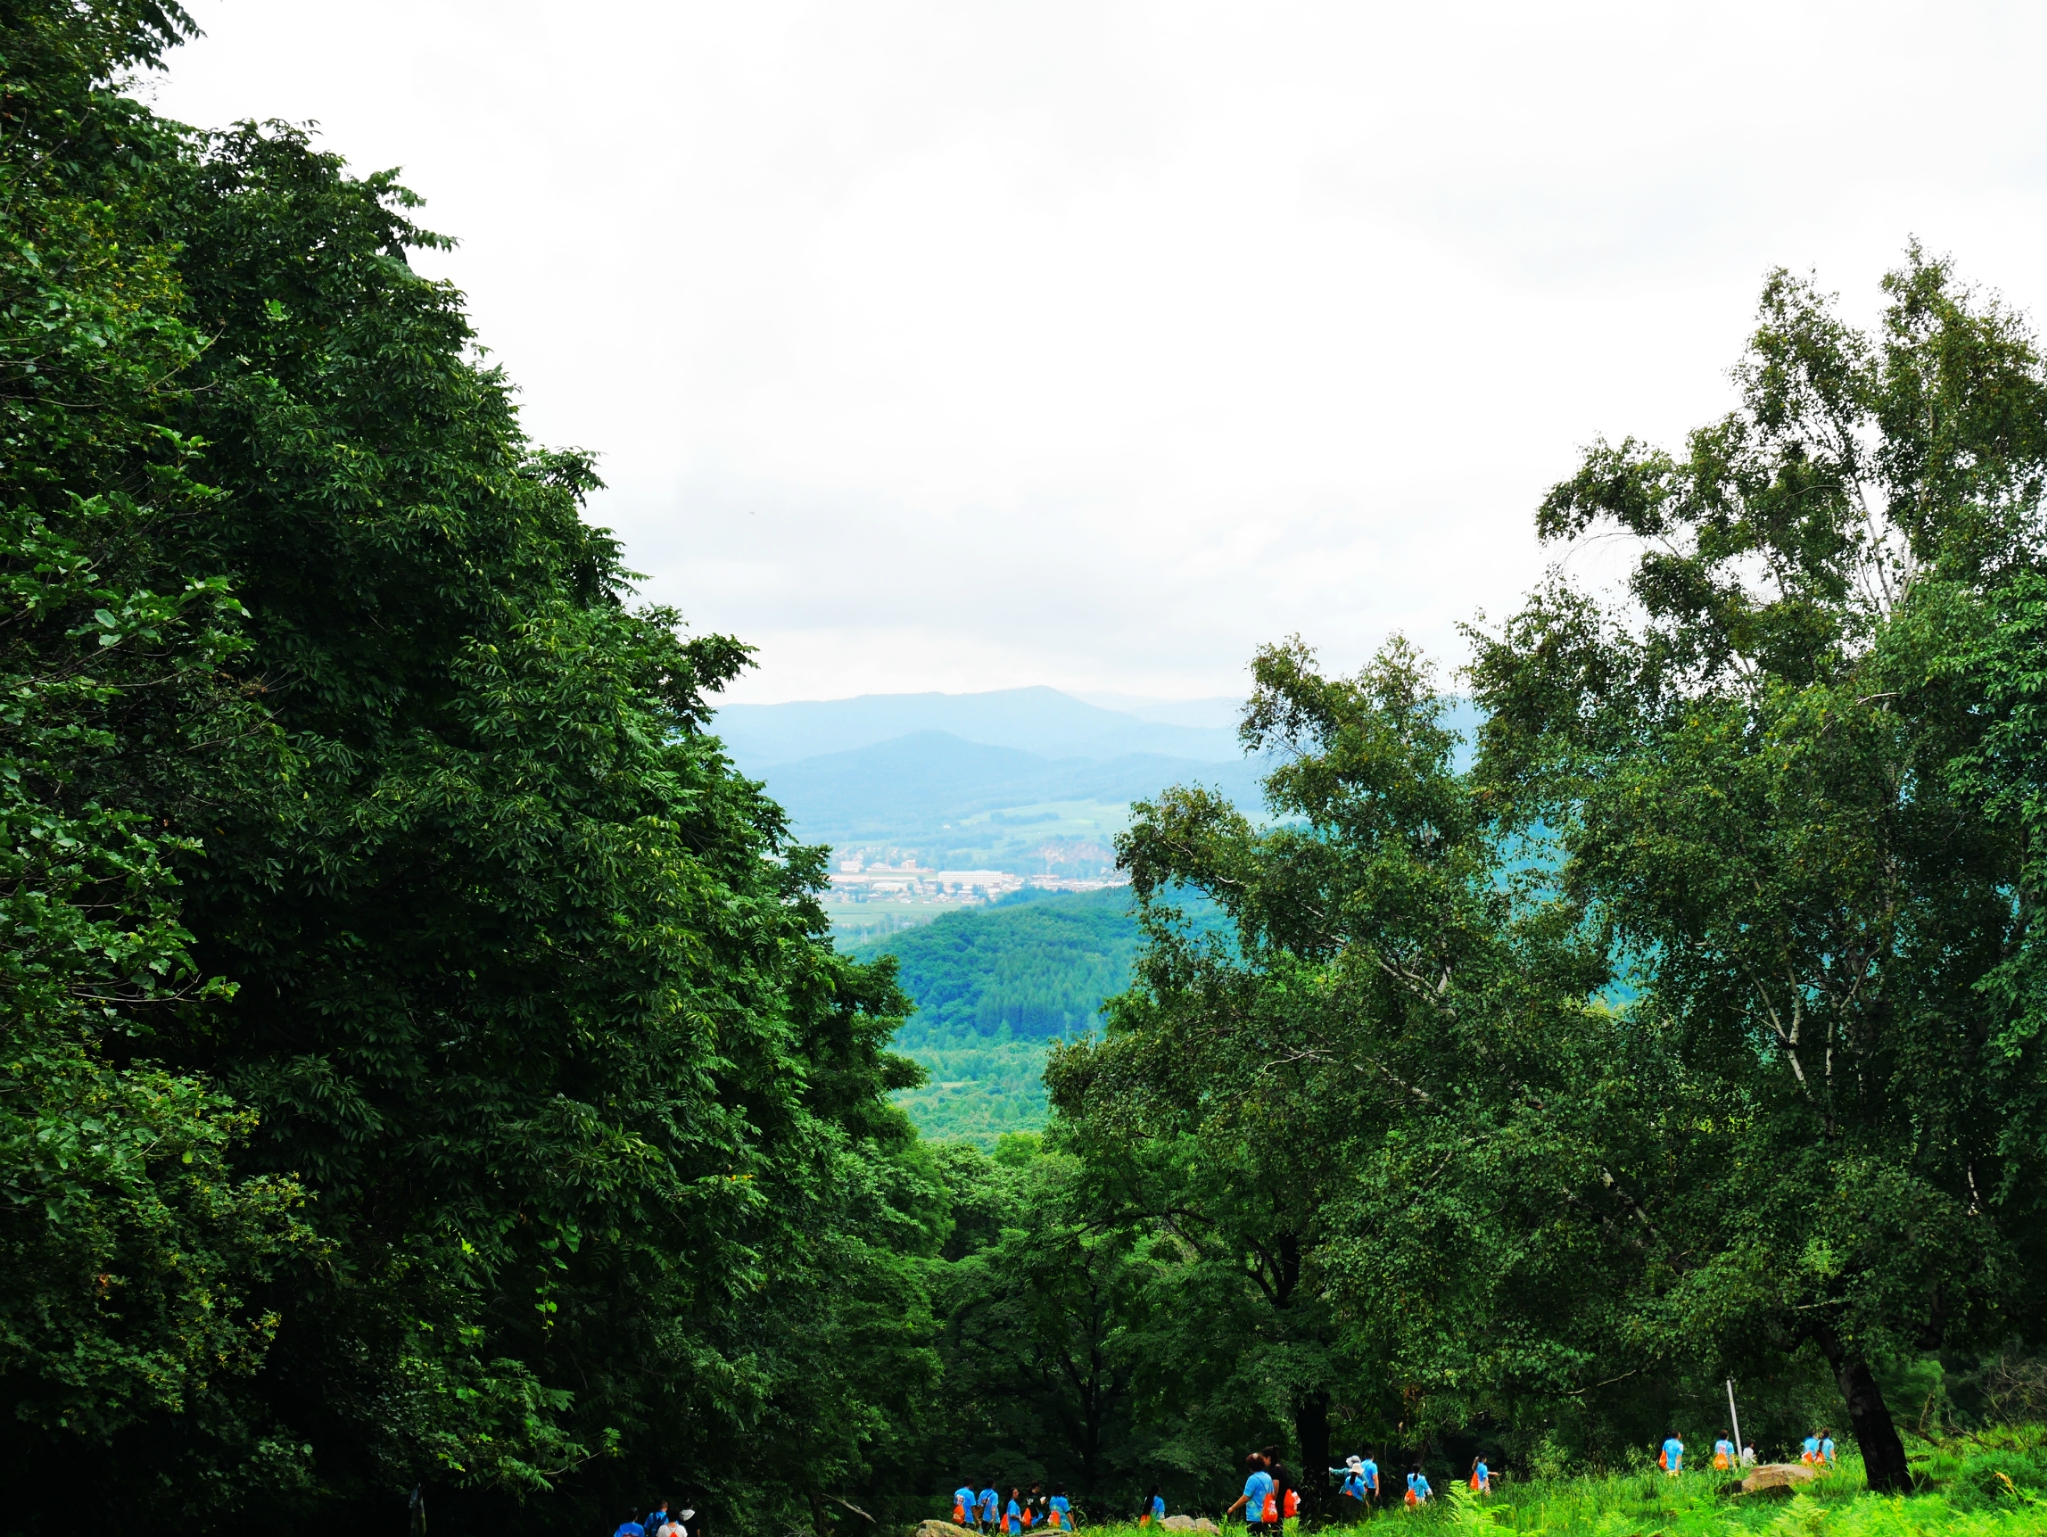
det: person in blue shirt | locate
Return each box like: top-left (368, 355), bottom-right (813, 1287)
top-left (1049, 1488), bottom-right (1073, 1530)
top-left (1005, 1491), bottom-right (1024, 1534)
top-left (1660, 1435), bottom-right (1683, 1476)
top-left (1142, 1486), bottom-right (1165, 1526)
top-left (980, 1485), bottom-right (1000, 1531)
top-left (1228, 1454), bottom-right (1276, 1529)
top-left (1469, 1458), bottom-right (1491, 1494)
top-left (1801, 1434), bottom-right (1821, 1465)
top-left (1820, 1431), bottom-right (1837, 1468)
top-left (613, 1522), bottom-right (646, 1537)
top-left (1330, 1456), bottom-right (1364, 1508)
top-left (954, 1483), bottom-right (977, 1527)
top-left (1360, 1456), bottom-right (1380, 1502)
top-left (1404, 1469), bottom-right (1432, 1506)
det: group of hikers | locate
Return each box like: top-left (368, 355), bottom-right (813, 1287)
top-left (1221, 1448), bottom-right (1501, 1521)
top-left (944, 1447), bottom-right (1490, 1533)
top-left (1660, 1430), bottom-right (1838, 1476)
top-left (613, 1501), bottom-right (693, 1537)
top-left (620, 1425), bottom-right (1850, 1537)
top-left (1316, 1451), bottom-right (1493, 1512)
top-left (951, 1482), bottom-right (1081, 1532)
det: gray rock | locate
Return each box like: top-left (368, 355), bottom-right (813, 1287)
top-left (1740, 1463), bottom-right (1816, 1495)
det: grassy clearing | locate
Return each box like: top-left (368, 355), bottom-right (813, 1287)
top-left (1059, 1431), bottom-right (2047, 1537)
top-left (888, 1037), bottom-right (1052, 1146)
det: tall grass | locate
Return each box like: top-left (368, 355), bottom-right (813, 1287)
top-left (1066, 1429), bottom-right (2047, 1537)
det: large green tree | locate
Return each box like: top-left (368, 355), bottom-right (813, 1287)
top-left (1049, 640), bottom-right (1644, 1496)
top-left (932, 1134), bottom-right (1163, 1506)
top-left (1468, 253), bottom-right (2047, 1492)
top-left (0, 0), bottom-right (313, 1505)
top-left (156, 118), bottom-right (936, 1534)
top-left (0, 4), bottom-right (942, 1529)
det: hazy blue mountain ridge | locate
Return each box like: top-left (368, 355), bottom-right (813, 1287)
top-left (759, 730), bottom-right (1266, 844)
top-left (712, 685), bottom-right (1243, 767)
top-left (712, 688), bottom-right (1480, 877)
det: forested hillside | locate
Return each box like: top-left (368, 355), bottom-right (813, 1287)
top-left (868, 890), bottom-right (1143, 1043)
top-left (855, 890), bottom-right (1145, 1144)
top-left (10, 8), bottom-right (2047, 1536)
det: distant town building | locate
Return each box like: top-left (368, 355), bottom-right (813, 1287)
top-left (825, 865), bottom-right (1129, 907)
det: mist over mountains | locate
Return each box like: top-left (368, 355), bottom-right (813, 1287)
top-left (709, 686), bottom-right (1484, 876)
top-left (711, 687), bottom-right (1261, 872)
top-left (712, 685), bottom-right (1245, 766)
top-left (765, 731), bottom-right (1265, 844)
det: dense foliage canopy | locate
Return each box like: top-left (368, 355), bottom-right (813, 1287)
top-left (2, 4), bottom-right (936, 1530)
top-left (866, 890), bottom-right (1144, 1046)
top-left (1046, 250), bottom-right (2047, 1499)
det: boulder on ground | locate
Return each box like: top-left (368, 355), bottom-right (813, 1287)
top-left (1740, 1463), bottom-right (1816, 1496)
top-left (916, 1522), bottom-right (978, 1537)
top-left (1160, 1518), bottom-right (1216, 1532)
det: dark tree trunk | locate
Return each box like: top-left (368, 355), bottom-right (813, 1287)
top-left (1294, 1389), bottom-right (1332, 1519)
top-left (1817, 1331), bottom-right (1911, 1493)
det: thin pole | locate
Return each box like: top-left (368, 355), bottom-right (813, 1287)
top-left (1726, 1379), bottom-right (1745, 1463)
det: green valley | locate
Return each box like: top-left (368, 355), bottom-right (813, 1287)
top-left (852, 888), bottom-right (1145, 1145)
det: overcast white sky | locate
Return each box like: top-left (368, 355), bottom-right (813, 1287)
top-left (151, 1), bottom-right (2047, 703)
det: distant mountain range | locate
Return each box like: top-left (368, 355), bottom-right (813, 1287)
top-left (709, 686), bottom-right (1478, 875)
top-left (759, 730), bottom-right (1265, 847)
top-left (709, 687), bottom-right (1261, 873)
top-left (711, 685), bottom-right (1244, 767)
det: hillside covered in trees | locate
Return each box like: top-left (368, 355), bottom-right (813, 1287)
top-left (856, 890), bottom-right (1146, 1144)
top-left (869, 890), bottom-right (1144, 1044)
top-left (9, 6), bottom-right (2047, 1535)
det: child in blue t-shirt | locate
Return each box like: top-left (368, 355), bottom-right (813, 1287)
top-left (1140, 1486), bottom-right (1164, 1526)
top-left (980, 1486), bottom-right (1000, 1530)
top-left (1005, 1492), bottom-right (1024, 1535)
top-left (1469, 1458), bottom-right (1491, 1494)
top-left (1660, 1436), bottom-right (1683, 1476)
top-left (1048, 1489), bottom-right (1073, 1530)
top-left (1405, 1470), bottom-right (1432, 1506)
top-left (1820, 1432), bottom-right (1836, 1467)
top-left (954, 1484), bottom-right (977, 1527)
